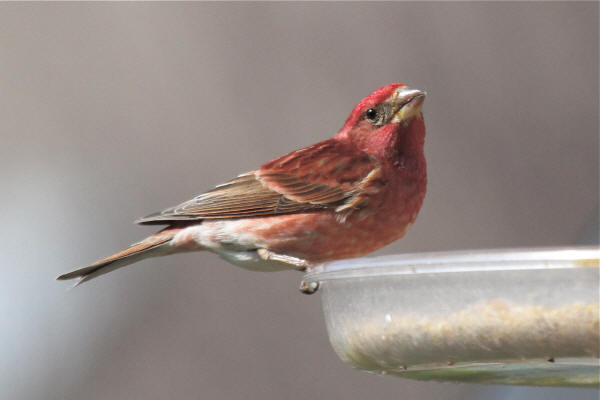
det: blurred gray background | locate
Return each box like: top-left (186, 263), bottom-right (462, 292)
top-left (1, 3), bottom-right (598, 400)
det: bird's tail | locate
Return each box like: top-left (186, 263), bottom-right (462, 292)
top-left (57, 230), bottom-right (179, 286)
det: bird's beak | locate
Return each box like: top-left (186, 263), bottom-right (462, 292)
top-left (391, 87), bottom-right (426, 124)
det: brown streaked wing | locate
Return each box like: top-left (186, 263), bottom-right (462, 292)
top-left (258, 138), bottom-right (383, 204)
top-left (136, 139), bottom-right (383, 225)
top-left (136, 173), bottom-right (288, 224)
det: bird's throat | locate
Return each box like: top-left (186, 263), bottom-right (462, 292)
top-left (387, 117), bottom-right (426, 174)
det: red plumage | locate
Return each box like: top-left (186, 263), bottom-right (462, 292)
top-left (58, 83), bottom-right (427, 284)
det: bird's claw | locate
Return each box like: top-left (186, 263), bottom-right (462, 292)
top-left (299, 279), bottom-right (319, 295)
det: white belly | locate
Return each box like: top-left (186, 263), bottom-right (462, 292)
top-left (171, 222), bottom-right (295, 272)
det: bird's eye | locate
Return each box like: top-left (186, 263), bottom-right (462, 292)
top-left (365, 108), bottom-right (378, 122)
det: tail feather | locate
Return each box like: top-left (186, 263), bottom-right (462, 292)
top-left (57, 233), bottom-right (176, 285)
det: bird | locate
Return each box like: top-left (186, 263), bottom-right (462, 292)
top-left (57, 83), bottom-right (427, 286)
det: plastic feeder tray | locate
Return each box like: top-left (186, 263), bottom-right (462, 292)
top-left (302, 247), bottom-right (600, 387)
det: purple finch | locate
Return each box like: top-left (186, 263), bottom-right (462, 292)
top-left (58, 84), bottom-right (427, 285)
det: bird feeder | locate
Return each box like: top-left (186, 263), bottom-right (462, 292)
top-left (301, 247), bottom-right (599, 387)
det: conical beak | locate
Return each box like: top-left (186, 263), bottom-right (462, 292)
top-left (391, 87), bottom-right (426, 124)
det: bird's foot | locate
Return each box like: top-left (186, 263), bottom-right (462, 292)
top-left (256, 249), bottom-right (310, 271)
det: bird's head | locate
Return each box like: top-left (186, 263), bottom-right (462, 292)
top-left (336, 83), bottom-right (426, 160)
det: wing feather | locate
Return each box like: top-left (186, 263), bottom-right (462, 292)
top-left (136, 139), bottom-right (385, 225)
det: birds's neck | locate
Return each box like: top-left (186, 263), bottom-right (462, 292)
top-left (383, 117), bottom-right (427, 176)
top-left (336, 116), bottom-right (426, 176)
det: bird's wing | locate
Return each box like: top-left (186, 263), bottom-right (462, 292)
top-left (136, 139), bottom-right (386, 225)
